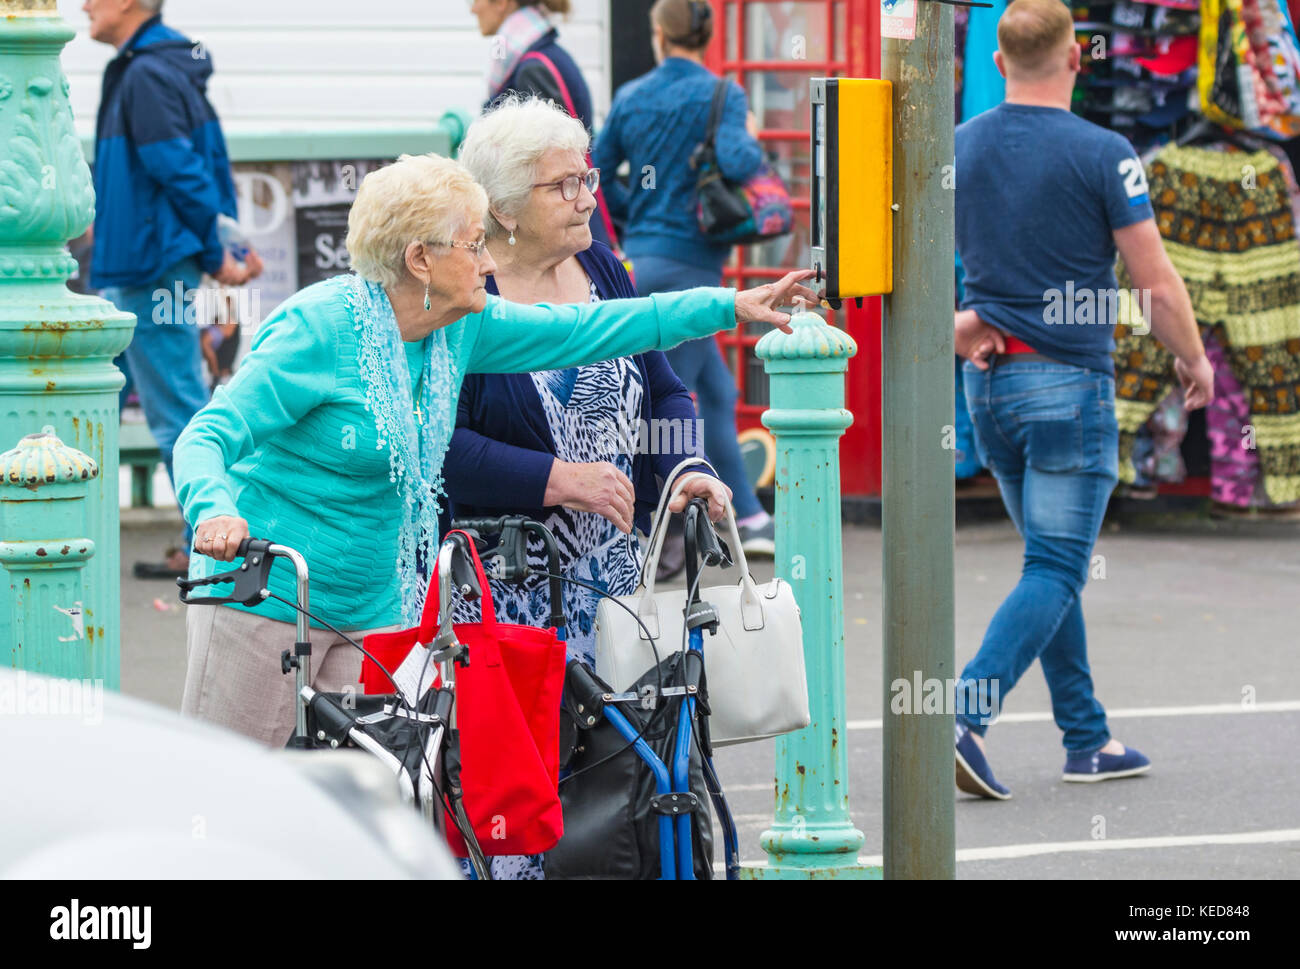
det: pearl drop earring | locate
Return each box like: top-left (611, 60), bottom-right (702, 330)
top-left (424, 282), bottom-right (431, 311)
top-left (508, 228), bottom-right (517, 246)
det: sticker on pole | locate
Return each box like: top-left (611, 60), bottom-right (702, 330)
top-left (881, 0), bottom-right (917, 40)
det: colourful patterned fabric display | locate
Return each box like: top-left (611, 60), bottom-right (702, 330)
top-left (1131, 387), bottom-right (1189, 486)
top-left (1113, 145), bottom-right (1300, 504)
top-left (1199, 0), bottom-right (1300, 137)
top-left (1204, 329), bottom-right (1267, 505)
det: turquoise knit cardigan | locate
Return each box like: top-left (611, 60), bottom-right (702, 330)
top-left (174, 274), bottom-right (736, 630)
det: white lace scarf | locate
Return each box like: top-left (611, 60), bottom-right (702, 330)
top-left (343, 274), bottom-right (456, 628)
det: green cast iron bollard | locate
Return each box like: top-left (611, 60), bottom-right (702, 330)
top-left (0, 429), bottom-right (98, 674)
top-left (0, 1), bottom-right (135, 686)
top-left (742, 310), bottom-right (879, 879)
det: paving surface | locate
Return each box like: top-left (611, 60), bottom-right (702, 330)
top-left (120, 513), bottom-right (1300, 879)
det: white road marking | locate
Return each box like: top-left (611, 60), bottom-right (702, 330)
top-left (715, 702), bottom-right (1300, 873)
top-left (721, 828), bottom-right (1300, 873)
top-left (845, 699), bottom-right (1300, 731)
top-left (858, 827), bottom-right (1300, 866)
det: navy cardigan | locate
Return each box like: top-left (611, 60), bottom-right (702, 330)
top-left (441, 242), bottom-right (709, 535)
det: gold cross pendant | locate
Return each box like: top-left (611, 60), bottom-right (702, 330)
top-left (414, 402), bottom-right (424, 425)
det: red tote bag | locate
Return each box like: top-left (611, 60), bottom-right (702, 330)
top-left (360, 531), bottom-right (567, 857)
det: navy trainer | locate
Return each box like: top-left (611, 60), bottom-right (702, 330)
top-left (955, 721), bottom-right (1011, 800)
top-left (1062, 744), bottom-right (1151, 783)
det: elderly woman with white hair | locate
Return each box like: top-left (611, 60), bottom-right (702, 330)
top-left (446, 95), bottom-right (728, 659)
top-left (445, 95), bottom-right (741, 881)
top-left (172, 151), bottom-right (815, 748)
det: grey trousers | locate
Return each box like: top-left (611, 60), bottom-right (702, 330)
top-left (182, 604), bottom-right (396, 747)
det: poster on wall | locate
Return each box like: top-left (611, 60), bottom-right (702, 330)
top-left (232, 162), bottom-right (296, 325)
top-left (292, 160), bottom-right (388, 288)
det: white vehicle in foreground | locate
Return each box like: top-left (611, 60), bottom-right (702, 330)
top-left (0, 667), bottom-right (461, 880)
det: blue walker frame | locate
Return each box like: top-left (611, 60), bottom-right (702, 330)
top-left (592, 499), bottom-right (741, 880)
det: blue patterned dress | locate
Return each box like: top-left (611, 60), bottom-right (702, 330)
top-left (458, 281), bottom-right (646, 880)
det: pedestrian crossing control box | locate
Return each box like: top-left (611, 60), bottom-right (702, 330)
top-left (810, 78), bottom-right (893, 304)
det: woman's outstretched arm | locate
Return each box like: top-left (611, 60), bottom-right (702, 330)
top-left (465, 272), bottom-right (816, 375)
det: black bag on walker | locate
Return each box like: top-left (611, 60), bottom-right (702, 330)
top-left (546, 657), bottom-right (714, 880)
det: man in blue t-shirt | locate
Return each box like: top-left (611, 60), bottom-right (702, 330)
top-left (950, 0), bottom-right (1214, 799)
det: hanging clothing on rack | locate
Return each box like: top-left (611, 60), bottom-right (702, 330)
top-left (1199, 0), bottom-right (1300, 137)
top-left (1113, 143), bottom-right (1300, 504)
top-left (1130, 387), bottom-right (1190, 487)
top-left (1259, 141), bottom-right (1300, 229)
top-left (1203, 329), bottom-right (1270, 504)
top-left (1072, 1), bottom-right (1203, 152)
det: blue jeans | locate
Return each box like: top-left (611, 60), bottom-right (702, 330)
top-left (956, 359), bottom-right (1119, 755)
top-left (104, 257), bottom-right (209, 544)
top-left (631, 253), bottom-right (763, 520)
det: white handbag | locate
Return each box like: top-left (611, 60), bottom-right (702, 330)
top-left (593, 460), bottom-right (810, 747)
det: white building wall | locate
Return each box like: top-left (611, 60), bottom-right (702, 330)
top-left (56, 0), bottom-right (612, 141)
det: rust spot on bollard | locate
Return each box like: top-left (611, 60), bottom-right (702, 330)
top-left (72, 417), bottom-right (79, 434)
top-left (61, 545), bottom-right (71, 555)
top-left (796, 763), bottom-right (806, 776)
top-left (35, 547), bottom-right (47, 557)
top-left (87, 626), bottom-right (95, 643)
top-left (44, 380), bottom-right (55, 392)
top-left (831, 726), bottom-right (838, 748)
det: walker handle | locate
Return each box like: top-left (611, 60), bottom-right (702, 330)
top-left (175, 538), bottom-right (275, 606)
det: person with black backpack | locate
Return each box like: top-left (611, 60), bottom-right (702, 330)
top-left (592, 0), bottom-right (777, 566)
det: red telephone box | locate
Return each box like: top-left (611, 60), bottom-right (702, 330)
top-left (704, 0), bottom-right (883, 498)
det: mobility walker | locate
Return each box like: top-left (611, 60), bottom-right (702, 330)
top-left (176, 534), bottom-right (497, 879)
top-left (516, 498), bottom-right (743, 880)
top-left (176, 499), bottom-right (740, 881)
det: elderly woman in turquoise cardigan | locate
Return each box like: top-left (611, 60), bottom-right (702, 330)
top-left (173, 152), bottom-right (815, 747)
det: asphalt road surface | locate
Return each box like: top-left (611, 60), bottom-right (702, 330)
top-left (120, 513), bottom-right (1300, 879)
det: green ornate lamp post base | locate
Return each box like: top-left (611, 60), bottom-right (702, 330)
top-left (739, 311), bottom-right (879, 881)
top-left (0, 429), bottom-right (99, 675)
top-left (744, 865), bottom-right (881, 881)
top-left (0, 1), bottom-right (135, 685)
top-left (744, 823), bottom-right (881, 880)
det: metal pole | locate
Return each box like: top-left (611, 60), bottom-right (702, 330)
top-left (881, 2), bottom-right (957, 879)
top-left (0, 0), bottom-right (135, 686)
top-left (743, 311), bottom-right (877, 880)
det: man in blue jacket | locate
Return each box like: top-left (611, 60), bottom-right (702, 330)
top-left (85, 0), bottom-right (261, 575)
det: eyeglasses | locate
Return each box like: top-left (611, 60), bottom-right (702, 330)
top-left (532, 168), bottom-right (600, 202)
top-left (432, 238), bottom-right (489, 258)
